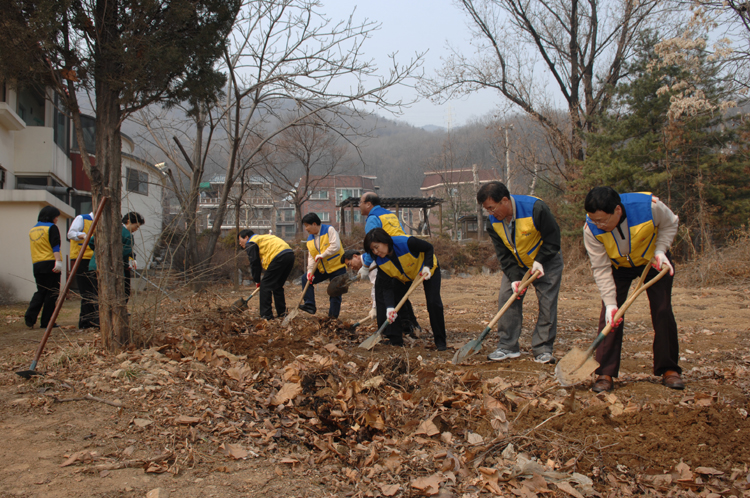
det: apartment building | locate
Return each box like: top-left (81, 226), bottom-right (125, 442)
top-left (299, 175), bottom-right (377, 231)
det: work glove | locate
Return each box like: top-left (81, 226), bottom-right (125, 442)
top-left (53, 261), bottom-right (63, 273)
top-left (368, 307), bottom-right (377, 320)
top-left (511, 281), bottom-right (527, 298)
top-left (358, 265), bottom-right (370, 282)
top-left (419, 267), bottom-right (432, 281)
top-left (386, 307), bottom-right (397, 324)
top-left (256, 283), bottom-right (261, 289)
top-left (129, 259), bottom-right (137, 270)
top-left (314, 254), bottom-right (324, 263)
top-left (652, 251), bottom-right (674, 276)
top-left (77, 234), bottom-right (86, 240)
top-left (531, 260), bottom-right (544, 278)
top-left (306, 272), bottom-right (314, 284)
top-left (605, 304), bottom-right (623, 328)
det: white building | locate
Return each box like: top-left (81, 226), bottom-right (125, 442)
top-left (0, 81), bottom-right (165, 302)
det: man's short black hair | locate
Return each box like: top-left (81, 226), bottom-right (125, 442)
top-left (362, 191), bottom-right (380, 206)
top-left (238, 229), bottom-right (255, 239)
top-left (122, 212), bottom-right (145, 225)
top-left (363, 227), bottom-right (393, 259)
top-left (476, 181), bottom-right (510, 204)
top-left (341, 249), bottom-right (360, 264)
top-left (584, 187), bottom-right (621, 214)
top-left (301, 213), bottom-right (321, 225)
top-left (38, 206), bottom-right (61, 223)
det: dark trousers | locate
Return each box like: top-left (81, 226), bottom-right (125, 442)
top-left (375, 269), bottom-right (420, 340)
top-left (123, 264), bottom-right (131, 305)
top-left (260, 251), bottom-right (295, 319)
top-left (75, 260), bottom-right (98, 328)
top-left (595, 255), bottom-right (680, 377)
top-left (301, 266), bottom-right (346, 318)
top-left (90, 271), bottom-right (100, 327)
top-left (380, 269), bottom-right (446, 347)
top-left (25, 271), bottom-right (61, 328)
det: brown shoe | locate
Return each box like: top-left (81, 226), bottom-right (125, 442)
top-left (591, 375), bottom-right (613, 393)
top-left (662, 371), bottom-right (685, 390)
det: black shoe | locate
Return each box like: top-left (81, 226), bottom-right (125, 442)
top-left (383, 338), bottom-right (404, 347)
top-left (25, 321), bottom-right (34, 329)
top-left (298, 303), bottom-right (317, 315)
top-left (436, 344), bottom-right (447, 352)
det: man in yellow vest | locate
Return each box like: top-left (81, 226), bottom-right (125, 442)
top-left (299, 213), bottom-right (347, 318)
top-left (583, 187), bottom-right (683, 392)
top-left (68, 211), bottom-right (97, 328)
top-left (238, 229), bottom-right (295, 320)
top-left (476, 181), bottom-right (564, 364)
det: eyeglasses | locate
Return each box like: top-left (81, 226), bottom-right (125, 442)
top-left (591, 212), bottom-right (614, 228)
top-left (483, 203), bottom-right (500, 214)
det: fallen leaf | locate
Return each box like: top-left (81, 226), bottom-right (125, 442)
top-left (380, 483), bottom-right (400, 496)
top-left (174, 415), bottom-right (201, 425)
top-left (224, 444), bottom-right (248, 460)
top-left (411, 473), bottom-right (443, 496)
top-left (695, 467), bottom-right (723, 475)
top-left (271, 382), bottom-right (302, 406)
top-left (555, 482), bottom-right (584, 498)
top-left (365, 407), bottom-right (385, 430)
top-left (414, 418), bottom-right (440, 437)
top-left (60, 451), bottom-right (94, 467)
top-left (466, 432), bottom-right (484, 445)
top-left (133, 418), bottom-right (153, 428)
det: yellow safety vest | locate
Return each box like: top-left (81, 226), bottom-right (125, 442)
top-left (307, 224), bottom-right (345, 274)
top-left (586, 192), bottom-right (658, 269)
top-left (70, 214), bottom-right (94, 261)
top-left (250, 234), bottom-right (291, 270)
top-left (489, 195), bottom-right (543, 269)
top-left (376, 236), bottom-right (438, 284)
top-left (369, 206), bottom-right (406, 237)
top-left (30, 223), bottom-right (55, 263)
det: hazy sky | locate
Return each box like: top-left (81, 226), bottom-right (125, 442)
top-left (320, 0), bottom-right (505, 129)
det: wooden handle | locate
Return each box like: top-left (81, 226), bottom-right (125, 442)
top-left (487, 269), bottom-right (540, 330)
top-left (393, 274), bottom-right (426, 314)
top-left (297, 279), bottom-right (311, 306)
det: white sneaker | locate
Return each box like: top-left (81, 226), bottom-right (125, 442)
top-left (534, 352), bottom-right (556, 364)
top-left (487, 348), bottom-right (521, 361)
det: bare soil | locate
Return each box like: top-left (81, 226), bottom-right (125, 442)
top-left (1, 273), bottom-right (749, 497)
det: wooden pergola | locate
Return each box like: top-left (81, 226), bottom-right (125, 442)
top-left (337, 196), bottom-right (444, 236)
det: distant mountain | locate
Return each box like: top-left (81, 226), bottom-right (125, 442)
top-left (421, 124), bottom-right (447, 133)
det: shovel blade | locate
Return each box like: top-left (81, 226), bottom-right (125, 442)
top-left (555, 347), bottom-right (599, 387)
top-left (281, 308), bottom-right (299, 327)
top-left (452, 339), bottom-right (482, 364)
top-left (16, 369), bottom-right (40, 380)
top-left (358, 330), bottom-right (383, 350)
top-left (230, 298), bottom-right (247, 313)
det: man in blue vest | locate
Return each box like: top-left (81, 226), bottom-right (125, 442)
top-left (299, 213), bottom-right (347, 318)
top-left (357, 192), bottom-right (421, 339)
top-left (583, 187), bottom-right (683, 392)
top-left (476, 181), bottom-right (564, 364)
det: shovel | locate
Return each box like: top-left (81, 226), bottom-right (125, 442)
top-left (555, 264), bottom-right (670, 387)
top-left (358, 274), bottom-right (426, 350)
top-left (281, 279), bottom-right (311, 327)
top-left (229, 286), bottom-right (260, 313)
top-left (327, 273), bottom-right (358, 298)
top-left (347, 313), bottom-right (374, 332)
top-left (452, 269), bottom-right (540, 364)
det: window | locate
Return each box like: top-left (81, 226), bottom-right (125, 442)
top-left (276, 209), bottom-right (295, 222)
top-left (126, 167), bottom-right (148, 195)
top-left (336, 188), bottom-right (363, 204)
top-left (17, 86), bottom-right (45, 127)
top-left (336, 210), bottom-right (362, 223)
top-left (72, 114), bottom-right (96, 154)
top-left (309, 190), bottom-right (329, 200)
top-left (0, 166), bottom-right (6, 189)
top-left (468, 222), bottom-right (478, 232)
top-left (316, 212), bottom-right (330, 222)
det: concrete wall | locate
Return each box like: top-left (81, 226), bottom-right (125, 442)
top-left (121, 158), bottom-right (164, 268)
top-left (0, 190), bottom-right (75, 302)
top-left (13, 126), bottom-right (71, 185)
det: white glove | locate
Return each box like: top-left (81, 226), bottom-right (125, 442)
top-left (314, 254), bottom-right (324, 263)
top-left (53, 260), bottom-right (63, 273)
top-left (386, 307), bottom-right (397, 324)
top-left (511, 280), bottom-right (527, 298)
top-left (652, 251), bottom-right (674, 276)
top-left (531, 261), bottom-right (544, 278)
top-left (368, 307), bottom-right (377, 320)
top-left (419, 266), bottom-right (432, 281)
top-left (605, 304), bottom-right (623, 327)
top-left (77, 234), bottom-right (86, 240)
top-left (358, 265), bottom-right (369, 281)
top-left (129, 259), bottom-right (137, 270)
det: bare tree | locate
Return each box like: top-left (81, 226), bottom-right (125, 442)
top-left (420, 0), bottom-right (669, 187)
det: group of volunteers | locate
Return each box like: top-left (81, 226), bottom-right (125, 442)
top-left (25, 207), bottom-right (144, 331)
top-left (26, 179), bottom-right (683, 394)
top-left (238, 183), bottom-right (684, 393)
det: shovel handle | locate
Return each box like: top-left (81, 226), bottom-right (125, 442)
top-left (360, 274), bottom-right (426, 349)
top-left (587, 265), bottom-right (670, 354)
top-left (245, 286), bottom-right (261, 302)
top-left (297, 279), bottom-right (311, 306)
top-left (487, 269), bottom-right (540, 330)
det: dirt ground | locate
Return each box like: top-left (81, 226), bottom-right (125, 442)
top-left (1, 271), bottom-right (749, 498)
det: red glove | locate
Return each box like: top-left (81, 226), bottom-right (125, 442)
top-left (605, 305), bottom-right (623, 327)
top-left (511, 281), bottom-right (527, 298)
top-left (256, 283), bottom-right (261, 289)
top-left (307, 272), bottom-right (314, 284)
top-left (652, 251), bottom-right (674, 276)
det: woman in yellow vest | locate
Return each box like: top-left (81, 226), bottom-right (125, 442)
top-left (25, 206), bottom-right (63, 329)
top-left (298, 213), bottom-right (347, 318)
top-left (238, 229), bottom-right (295, 320)
top-left (363, 228), bottom-right (446, 350)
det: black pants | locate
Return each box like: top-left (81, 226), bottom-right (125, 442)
top-left (260, 251), bottom-right (295, 319)
top-left (25, 271), bottom-right (60, 328)
top-left (301, 266), bottom-right (346, 317)
top-left (375, 269), bottom-right (420, 339)
top-left (123, 264), bottom-right (131, 305)
top-left (387, 270), bottom-right (446, 347)
top-left (595, 254), bottom-right (680, 377)
top-left (75, 260), bottom-right (98, 328)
